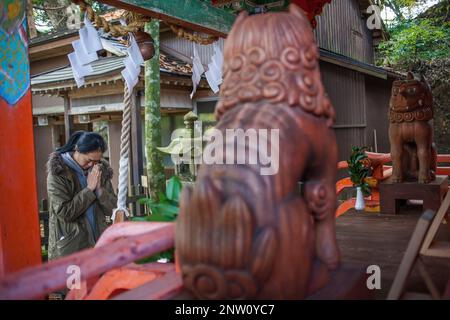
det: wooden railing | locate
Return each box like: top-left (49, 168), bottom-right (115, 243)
top-left (2, 155), bottom-right (448, 299)
top-left (335, 153), bottom-right (450, 217)
top-left (0, 222), bottom-right (177, 300)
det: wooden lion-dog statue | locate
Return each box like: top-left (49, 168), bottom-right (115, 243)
top-left (176, 4), bottom-right (340, 299)
top-left (389, 72), bottom-right (437, 184)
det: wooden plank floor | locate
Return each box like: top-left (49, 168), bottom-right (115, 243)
top-left (336, 205), bottom-right (450, 299)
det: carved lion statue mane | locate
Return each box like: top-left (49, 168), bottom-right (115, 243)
top-left (215, 5), bottom-right (335, 126)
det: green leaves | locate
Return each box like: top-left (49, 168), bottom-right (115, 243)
top-left (41, 246), bottom-right (48, 262)
top-left (361, 182), bottom-right (372, 197)
top-left (132, 176), bottom-right (183, 263)
top-left (131, 213), bottom-right (174, 222)
top-left (377, 18), bottom-right (450, 68)
top-left (166, 175), bottom-right (181, 203)
top-left (347, 146), bottom-right (371, 197)
top-left (136, 176), bottom-right (182, 221)
top-left (135, 249), bottom-right (175, 265)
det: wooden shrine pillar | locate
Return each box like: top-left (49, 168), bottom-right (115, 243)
top-left (0, 2), bottom-right (42, 275)
top-left (131, 90), bottom-right (144, 215)
top-left (63, 92), bottom-right (73, 143)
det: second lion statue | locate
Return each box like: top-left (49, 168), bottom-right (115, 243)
top-left (388, 72), bottom-right (437, 184)
top-left (176, 4), bottom-right (340, 299)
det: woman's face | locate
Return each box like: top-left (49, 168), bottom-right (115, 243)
top-left (74, 150), bottom-right (103, 170)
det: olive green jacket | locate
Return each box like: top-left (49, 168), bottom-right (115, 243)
top-left (46, 152), bottom-right (117, 260)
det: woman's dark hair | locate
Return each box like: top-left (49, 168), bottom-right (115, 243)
top-left (56, 131), bottom-right (107, 154)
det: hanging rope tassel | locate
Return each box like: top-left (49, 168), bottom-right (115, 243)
top-left (111, 84), bottom-right (133, 223)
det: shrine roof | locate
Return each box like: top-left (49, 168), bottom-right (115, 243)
top-left (31, 39), bottom-right (193, 90)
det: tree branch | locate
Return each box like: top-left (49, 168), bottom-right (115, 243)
top-left (27, 0), bottom-right (37, 39)
top-left (33, 5), bottom-right (67, 11)
top-left (385, 0), bottom-right (406, 20)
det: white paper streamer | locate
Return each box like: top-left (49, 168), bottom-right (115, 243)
top-left (81, 16), bottom-right (103, 53)
top-left (68, 52), bottom-right (93, 87)
top-left (205, 69), bottom-right (219, 93)
top-left (121, 33), bottom-right (144, 90)
top-left (128, 34), bottom-right (144, 68)
top-left (68, 14), bottom-right (103, 88)
top-left (205, 42), bottom-right (223, 93)
top-left (72, 40), bottom-right (98, 65)
top-left (190, 44), bottom-right (205, 99)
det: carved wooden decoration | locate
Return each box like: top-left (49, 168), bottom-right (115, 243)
top-left (389, 72), bottom-right (437, 183)
top-left (176, 4), bottom-right (340, 299)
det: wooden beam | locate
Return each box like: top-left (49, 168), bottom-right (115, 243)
top-left (131, 91), bottom-right (144, 215)
top-left (319, 49), bottom-right (388, 80)
top-left (63, 93), bottom-right (74, 142)
top-left (68, 81), bottom-right (124, 98)
top-left (422, 241), bottom-right (450, 259)
top-left (387, 210), bottom-right (435, 300)
top-left (420, 190), bottom-right (450, 256)
top-left (416, 258), bottom-right (441, 300)
top-left (29, 35), bottom-right (78, 62)
top-left (99, 0), bottom-right (236, 37)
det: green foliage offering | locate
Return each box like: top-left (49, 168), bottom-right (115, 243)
top-left (347, 147), bottom-right (371, 197)
top-left (132, 176), bottom-right (182, 263)
top-left (136, 175), bottom-right (181, 221)
top-left (41, 246), bottom-right (48, 262)
top-left (377, 18), bottom-right (450, 68)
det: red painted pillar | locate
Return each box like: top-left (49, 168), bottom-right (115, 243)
top-left (0, 1), bottom-right (41, 275)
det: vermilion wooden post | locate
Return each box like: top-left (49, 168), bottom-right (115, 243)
top-left (0, 1), bottom-right (41, 276)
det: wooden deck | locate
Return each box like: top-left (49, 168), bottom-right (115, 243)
top-left (336, 205), bottom-right (450, 299)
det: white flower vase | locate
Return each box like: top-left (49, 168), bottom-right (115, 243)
top-left (355, 186), bottom-right (365, 211)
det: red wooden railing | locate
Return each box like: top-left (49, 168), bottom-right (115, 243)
top-left (0, 222), bottom-right (179, 300)
top-left (0, 153), bottom-right (448, 299)
top-left (335, 153), bottom-right (450, 217)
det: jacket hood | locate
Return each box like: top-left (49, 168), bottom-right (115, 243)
top-left (47, 152), bottom-right (113, 185)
